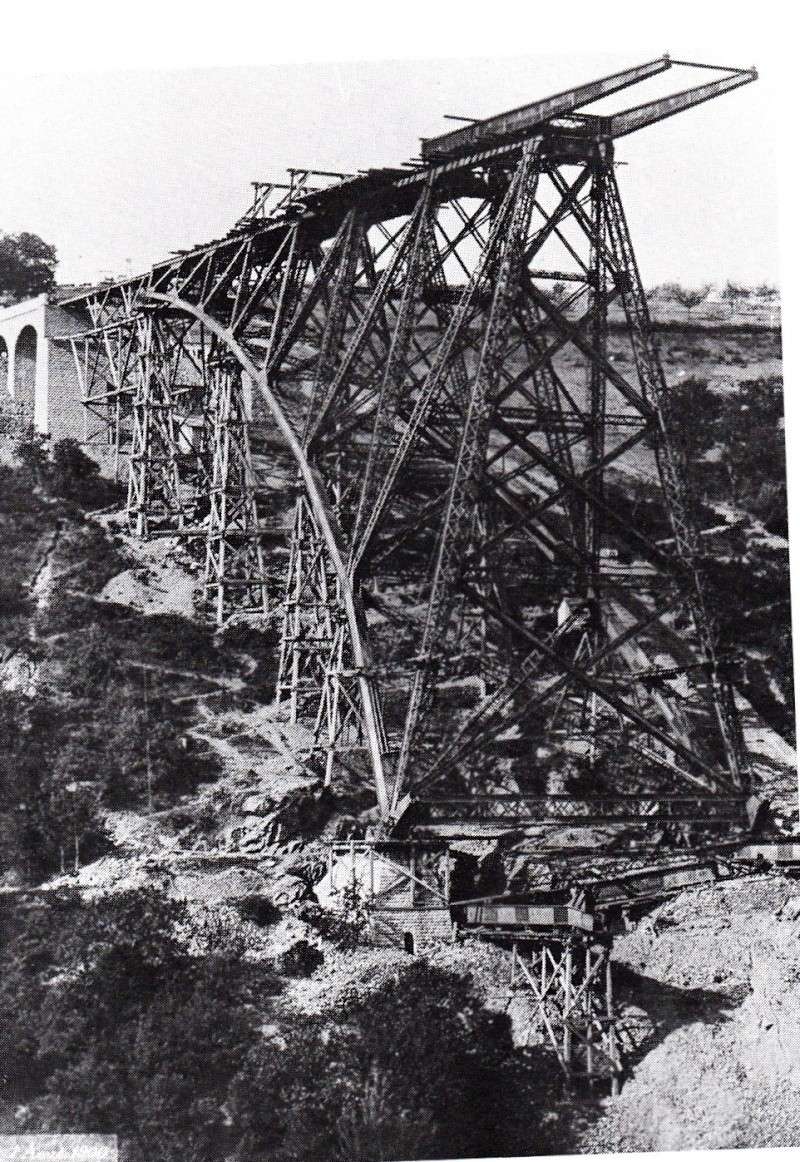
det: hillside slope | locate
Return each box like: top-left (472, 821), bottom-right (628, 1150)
top-left (581, 876), bottom-right (800, 1152)
top-left (0, 412), bottom-right (797, 1157)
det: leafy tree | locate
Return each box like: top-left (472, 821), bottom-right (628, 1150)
top-left (0, 691), bottom-right (104, 879)
top-left (0, 232), bottom-right (57, 305)
top-left (49, 438), bottom-right (101, 502)
top-left (721, 280), bottom-right (751, 303)
top-left (229, 961), bottom-right (558, 1162)
top-left (100, 685), bottom-right (199, 805)
top-left (662, 377), bottom-right (721, 459)
top-left (550, 281), bottom-right (568, 306)
top-left (717, 376), bottom-right (784, 504)
top-left (44, 625), bottom-right (205, 808)
top-left (643, 376), bottom-right (723, 512)
top-left (749, 480), bottom-right (787, 536)
top-left (13, 429), bottom-right (51, 489)
top-left (0, 889), bottom-right (276, 1161)
top-left (57, 621), bottom-right (123, 700)
top-left (13, 433), bottom-right (120, 508)
top-left (668, 282), bottom-right (712, 322)
top-left (34, 769), bottom-right (102, 875)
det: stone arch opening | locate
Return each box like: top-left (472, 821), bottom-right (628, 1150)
top-left (0, 336), bottom-right (8, 395)
top-left (14, 326), bottom-right (38, 417)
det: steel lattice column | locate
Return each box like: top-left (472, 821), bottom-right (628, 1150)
top-left (203, 357), bottom-right (268, 623)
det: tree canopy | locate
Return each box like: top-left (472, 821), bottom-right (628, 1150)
top-left (0, 891), bottom-right (560, 1162)
top-left (666, 282), bottom-right (712, 320)
top-left (0, 231), bottom-right (58, 305)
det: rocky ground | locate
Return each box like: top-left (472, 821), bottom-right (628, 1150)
top-left (249, 872), bottom-right (800, 1153)
top-left (580, 875), bottom-right (800, 1152)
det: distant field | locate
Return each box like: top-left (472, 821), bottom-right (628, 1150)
top-left (635, 295), bottom-right (781, 331)
top-left (554, 327), bottom-right (782, 392)
top-left (495, 327), bottom-right (784, 490)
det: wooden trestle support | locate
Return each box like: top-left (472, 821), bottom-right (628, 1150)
top-left (322, 840), bottom-right (622, 1091)
top-left (276, 493), bottom-right (388, 781)
top-left (503, 934), bottom-right (621, 1092)
top-left (203, 357), bottom-right (269, 621)
top-left (67, 312), bottom-right (269, 622)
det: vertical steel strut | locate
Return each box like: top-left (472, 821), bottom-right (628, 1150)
top-left (603, 171), bottom-right (746, 785)
top-left (392, 138), bottom-right (542, 810)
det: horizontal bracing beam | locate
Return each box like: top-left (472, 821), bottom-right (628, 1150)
top-left (415, 794), bottom-right (747, 826)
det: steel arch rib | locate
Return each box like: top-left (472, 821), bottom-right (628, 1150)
top-left (148, 291), bottom-right (391, 819)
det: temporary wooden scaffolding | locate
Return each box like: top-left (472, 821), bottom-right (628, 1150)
top-left (501, 932), bottom-right (621, 1091)
top-left (324, 840), bottom-right (622, 1090)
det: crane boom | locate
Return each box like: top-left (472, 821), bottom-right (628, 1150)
top-left (608, 67), bottom-right (757, 138)
top-left (422, 56), bottom-right (757, 162)
top-left (421, 56), bottom-right (671, 160)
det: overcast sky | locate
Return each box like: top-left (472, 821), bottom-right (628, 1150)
top-left (0, 51), bottom-right (780, 290)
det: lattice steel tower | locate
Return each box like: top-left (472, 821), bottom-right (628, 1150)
top-left (60, 55), bottom-right (760, 839)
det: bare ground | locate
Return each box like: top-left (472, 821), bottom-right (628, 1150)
top-left (579, 875), bottom-right (800, 1152)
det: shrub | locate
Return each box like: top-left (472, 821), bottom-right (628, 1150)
top-left (13, 429), bottom-right (50, 488)
top-left (276, 939), bottom-right (324, 978)
top-left (667, 282), bottom-right (712, 321)
top-left (0, 575), bottom-right (32, 619)
top-left (228, 961), bottom-right (559, 1162)
top-left (0, 888), bottom-right (279, 1161)
top-left (235, 893), bottom-right (282, 928)
top-left (12, 434), bottom-right (122, 509)
top-left (49, 438), bottom-right (101, 500)
top-left (297, 899), bottom-right (367, 951)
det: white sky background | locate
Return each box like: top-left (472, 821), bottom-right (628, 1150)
top-left (0, 48), bottom-right (782, 290)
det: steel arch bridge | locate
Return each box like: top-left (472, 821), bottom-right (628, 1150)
top-left (56, 54), bottom-right (764, 841)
